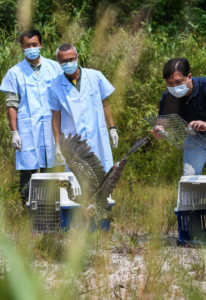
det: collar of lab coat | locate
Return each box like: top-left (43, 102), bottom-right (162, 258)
top-left (26, 56), bottom-right (42, 67)
top-left (61, 67), bottom-right (88, 95)
top-left (22, 55), bottom-right (48, 82)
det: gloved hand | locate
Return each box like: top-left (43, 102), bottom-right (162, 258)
top-left (11, 131), bottom-right (22, 151)
top-left (55, 143), bottom-right (65, 164)
top-left (110, 128), bottom-right (119, 148)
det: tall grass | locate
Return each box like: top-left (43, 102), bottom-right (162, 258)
top-left (0, 180), bottom-right (206, 299)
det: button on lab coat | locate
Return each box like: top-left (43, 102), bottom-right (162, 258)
top-left (47, 68), bottom-right (115, 172)
top-left (0, 56), bottom-right (62, 170)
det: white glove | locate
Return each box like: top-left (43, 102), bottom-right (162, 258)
top-left (11, 131), bottom-right (22, 151)
top-left (55, 144), bottom-right (65, 164)
top-left (110, 128), bottom-right (119, 148)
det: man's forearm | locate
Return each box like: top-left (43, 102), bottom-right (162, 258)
top-left (8, 107), bottom-right (17, 131)
top-left (102, 99), bottom-right (114, 127)
top-left (52, 111), bottom-right (61, 144)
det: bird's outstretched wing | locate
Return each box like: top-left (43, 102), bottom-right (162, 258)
top-left (89, 136), bottom-right (149, 220)
top-left (59, 133), bottom-right (106, 195)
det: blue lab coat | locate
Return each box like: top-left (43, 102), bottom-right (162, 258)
top-left (48, 68), bottom-right (115, 172)
top-left (0, 56), bottom-right (62, 170)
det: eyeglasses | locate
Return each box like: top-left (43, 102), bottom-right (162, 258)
top-left (60, 57), bottom-right (77, 65)
top-left (166, 77), bottom-right (188, 87)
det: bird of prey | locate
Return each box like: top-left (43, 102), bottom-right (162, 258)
top-left (58, 133), bottom-right (148, 223)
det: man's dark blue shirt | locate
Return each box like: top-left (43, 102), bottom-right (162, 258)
top-left (159, 77), bottom-right (206, 123)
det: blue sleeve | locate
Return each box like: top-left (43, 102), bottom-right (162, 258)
top-left (47, 86), bottom-right (61, 111)
top-left (55, 62), bottom-right (63, 76)
top-left (97, 71), bottom-right (115, 100)
top-left (158, 94), bottom-right (165, 116)
top-left (0, 69), bottom-right (19, 94)
top-left (48, 59), bottom-right (63, 77)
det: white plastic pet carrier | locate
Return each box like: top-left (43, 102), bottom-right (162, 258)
top-left (26, 172), bottom-right (115, 233)
top-left (175, 175), bottom-right (206, 243)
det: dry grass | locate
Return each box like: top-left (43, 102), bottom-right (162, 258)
top-left (0, 174), bottom-right (206, 299)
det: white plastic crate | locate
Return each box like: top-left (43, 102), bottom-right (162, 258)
top-left (175, 175), bottom-right (206, 243)
top-left (26, 172), bottom-right (115, 233)
top-left (175, 175), bottom-right (206, 212)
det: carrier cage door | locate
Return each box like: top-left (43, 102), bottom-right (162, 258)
top-left (179, 182), bottom-right (206, 208)
top-left (30, 179), bottom-right (61, 233)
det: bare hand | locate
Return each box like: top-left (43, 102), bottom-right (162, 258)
top-left (150, 125), bottom-right (163, 140)
top-left (189, 120), bottom-right (206, 131)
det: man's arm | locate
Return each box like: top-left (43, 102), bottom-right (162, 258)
top-left (2, 71), bottom-right (21, 150)
top-left (52, 110), bottom-right (65, 164)
top-left (102, 99), bottom-right (114, 127)
top-left (8, 107), bottom-right (17, 131)
top-left (150, 94), bottom-right (166, 140)
top-left (52, 110), bottom-right (61, 143)
top-left (102, 99), bottom-right (118, 148)
top-left (8, 107), bottom-right (21, 151)
top-left (48, 87), bottom-right (64, 163)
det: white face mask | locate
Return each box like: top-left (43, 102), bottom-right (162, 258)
top-left (167, 77), bottom-right (190, 98)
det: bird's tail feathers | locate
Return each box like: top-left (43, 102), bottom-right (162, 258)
top-left (124, 136), bottom-right (149, 159)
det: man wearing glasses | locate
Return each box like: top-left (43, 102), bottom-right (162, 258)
top-left (47, 43), bottom-right (118, 172)
top-left (151, 57), bottom-right (206, 175)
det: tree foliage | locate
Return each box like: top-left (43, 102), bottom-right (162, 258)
top-left (1, 0), bottom-right (206, 34)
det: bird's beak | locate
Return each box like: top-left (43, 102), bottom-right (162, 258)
top-left (55, 180), bottom-right (68, 188)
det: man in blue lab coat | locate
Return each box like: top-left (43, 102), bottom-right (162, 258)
top-left (48, 43), bottom-right (119, 172)
top-left (0, 29), bottom-right (63, 202)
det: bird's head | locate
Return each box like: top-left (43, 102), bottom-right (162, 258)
top-left (55, 180), bottom-right (70, 189)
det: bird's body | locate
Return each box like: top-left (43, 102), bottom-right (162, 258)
top-left (58, 133), bottom-right (148, 223)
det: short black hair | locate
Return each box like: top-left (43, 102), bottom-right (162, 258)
top-left (18, 29), bottom-right (42, 45)
top-left (163, 58), bottom-right (191, 79)
top-left (58, 43), bottom-right (75, 52)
